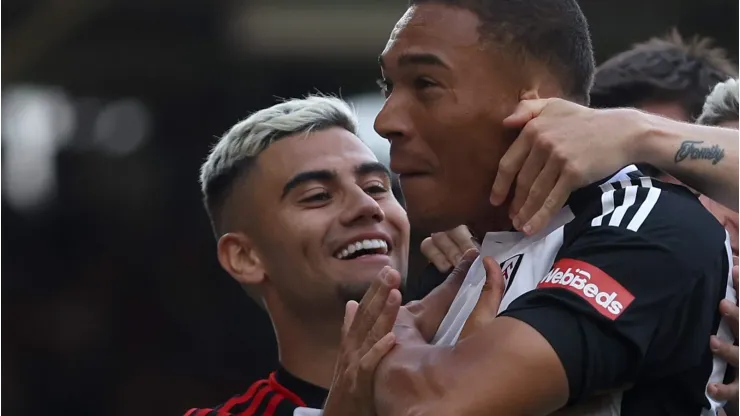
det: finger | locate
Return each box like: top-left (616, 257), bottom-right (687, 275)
top-left (491, 134), bottom-right (531, 206)
top-left (420, 237), bottom-right (453, 272)
top-left (502, 99), bottom-right (549, 128)
top-left (711, 335), bottom-right (738, 367)
top-left (733, 264), bottom-right (738, 290)
top-left (460, 257), bottom-right (505, 339)
top-left (720, 299), bottom-right (739, 339)
top-left (732, 256), bottom-right (738, 267)
top-left (413, 249), bottom-right (480, 341)
top-left (509, 145), bottom-right (549, 225)
top-left (708, 381), bottom-right (739, 402)
top-left (342, 301), bottom-right (359, 337)
top-left (511, 157), bottom-right (560, 232)
top-left (357, 332), bottom-right (397, 385)
top-left (350, 267), bottom-right (399, 338)
top-left (361, 288), bottom-right (402, 355)
top-left (447, 226), bottom-right (477, 253)
top-left (521, 170), bottom-right (574, 236)
top-left (431, 232), bottom-right (465, 265)
top-left (482, 256), bottom-right (506, 307)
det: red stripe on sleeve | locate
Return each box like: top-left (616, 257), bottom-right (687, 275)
top-left (263, 394), bottom-right (286, 416)
top-left (183, 409), bottom-right (198, 416)
top-left (222, 380), bottom-right (268, 413)
top-left (267, 372), bottom-right (307, 407)
top-left (240, 384), bottom-right (273, 416)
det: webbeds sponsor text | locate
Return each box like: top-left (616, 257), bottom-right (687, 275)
top-left (537, 258), bottom-right (635, 320)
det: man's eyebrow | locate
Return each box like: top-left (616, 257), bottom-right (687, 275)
top-left (281, 169), bottom-right (336, 200)
top-left (355, 162), bottom-right (391, 179)
top-left (378, 52), bottom-right (451, 69)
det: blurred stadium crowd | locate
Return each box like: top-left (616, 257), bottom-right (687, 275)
top-left (1, 0), bottom-right (739, 415)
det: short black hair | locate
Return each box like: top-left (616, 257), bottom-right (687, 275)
top-left (591, 29), bottom-right (738, 120)
top-left (409, 0), bottom-right (595, 105)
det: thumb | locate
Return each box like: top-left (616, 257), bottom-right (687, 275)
top-left (480, 256), bottom-right (506, 311)
top-left (502, 99), bottom-right (549, 128)
top-left (412, 248), bottom-right (480, 341)
top-left (460, 257), bottom-right (505, 338)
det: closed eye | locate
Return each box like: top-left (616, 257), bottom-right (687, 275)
top-left (300, 192), bottom-right (331, 203)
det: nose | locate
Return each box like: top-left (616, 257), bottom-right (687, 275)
top-left (374, 94), bottom-right (413, 144)
top-left (339, 187), bottom-right (386, 227)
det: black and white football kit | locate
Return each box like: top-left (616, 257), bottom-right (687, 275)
top-left (428, 166), bottom-right (736, 415)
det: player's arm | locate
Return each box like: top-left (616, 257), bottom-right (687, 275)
top-left (636, 114), bottom-right (738, 210)
top-left (374, 314), bottom-right (571, 416)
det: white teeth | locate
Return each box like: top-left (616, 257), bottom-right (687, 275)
top-left (335, 238), bottom-right (390, 259)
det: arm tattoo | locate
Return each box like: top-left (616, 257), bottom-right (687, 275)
top-left (674, 140), bottom-right (725, 165)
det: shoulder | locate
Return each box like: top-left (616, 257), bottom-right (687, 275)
top-left (566, 175), bottom-right (726, 257)
top-left (184, 375), bottom-right (303, 416)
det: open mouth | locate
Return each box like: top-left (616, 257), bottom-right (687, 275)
top-left (334, 239), bottom-right (390, 260)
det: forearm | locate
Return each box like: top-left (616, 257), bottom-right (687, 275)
top-left (373, 317), bottom-right (569, 416)
top-left (632, 111), bottom-right (739, 211)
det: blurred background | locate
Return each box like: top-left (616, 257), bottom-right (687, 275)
top-left (1, 0), bottom-right (738, 414)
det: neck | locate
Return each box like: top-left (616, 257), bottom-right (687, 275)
top-left (267, 302), bottom-right (342, 389)
top-left (467, 203), bottom-right (514, 238)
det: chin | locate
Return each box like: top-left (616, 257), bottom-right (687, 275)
top-left (406, 204), bottom-right (460, 235)
top-left (336, 281), bottom-right (373, 303)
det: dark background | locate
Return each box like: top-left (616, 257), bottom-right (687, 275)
top-left (2, 0), bottom-right (738, 414)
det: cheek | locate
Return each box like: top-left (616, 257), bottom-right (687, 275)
top-left (385, 204), bottom-right (411, 246)
top-left (264, 212), bottom-right (331, 264)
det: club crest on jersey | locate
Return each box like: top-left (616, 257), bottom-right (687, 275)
top-left (537, 258), bottom-right (635, 320)
top-left (500, 254), bottom-right (523, 295)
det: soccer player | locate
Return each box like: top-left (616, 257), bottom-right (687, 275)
top-left (364, 0), bottom-right (736, 414)
top-left (185, 96), bottom-right (408, 415)
top-left (184, 96), bottom-right (496, 416)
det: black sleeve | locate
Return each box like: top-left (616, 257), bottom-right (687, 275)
top-left (501, 183), bottom-right (730, 402)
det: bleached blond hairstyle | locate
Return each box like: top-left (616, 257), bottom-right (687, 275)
top-left (200, 95), bottom-right (358, 234)
top-left (697, 78), bottom-right (739, 126)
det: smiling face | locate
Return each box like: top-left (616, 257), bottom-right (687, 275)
top-left (373, 4), bottom-right (524, 235)
top-left (228, 127), bottom-right (409, 314)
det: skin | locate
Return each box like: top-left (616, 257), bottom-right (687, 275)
top-left (216, 127), bottom-right (410, 390)
top-left (373, 3), bottom-right (533, 238)
top-left (373, 5), bottom-right (571, 415)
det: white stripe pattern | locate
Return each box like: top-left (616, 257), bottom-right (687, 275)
top-left (592, 177), bottom-right (662, 231)
top-left (626, 187), bottom-right (661, 231)
top-left (608, 185), bottom-right (638, 227)
top-left (591, 189), bottom-right (616, 227)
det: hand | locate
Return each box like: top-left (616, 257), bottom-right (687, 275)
top-left (420, 226), bottom-right (478, 272)
top-left (372, 250), bottom-right (480, 416)
top-left (491, 98), bottom-right (642, 235)
top-left (323, 266), bottom-right (402, 416)
top-left (404, 249), bottom-right (481, 341)
top-left (708, 259), bottom-right (739, 405)
top-left (459, 256), bottom-right (506, 339)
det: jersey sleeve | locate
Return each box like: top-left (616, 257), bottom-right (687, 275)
top-left (500, 182), bottom-right (731, 403)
